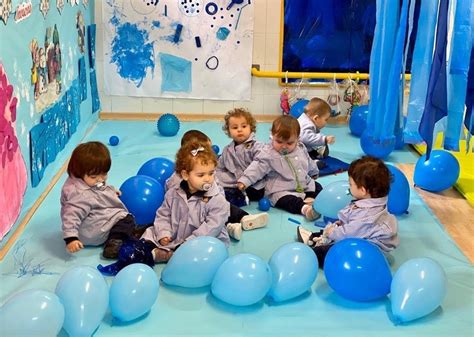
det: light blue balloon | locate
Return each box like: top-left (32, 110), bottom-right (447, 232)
top-left (386, 164), bottom-right (410, 215)
top-left (414, 150), bottom-right (460, 192)
top-left (211, 253), bottom-right (272, 306)
top-left (391, 258), bottom-right (447, 324)
top-left (110, 263), bottom-right (159, 322)
top-left (0, 289), bottom-right (64, 337)
top-left (161, 236), bottom-right (228, 288)
top-left (268, 242), bottom-right (318, 302)
top-left (324, 239), bottom-right (392, 302)
top-left (313, 180), bottom-right (352, 219)
top-left (55, 266), bottom-right (109, 337)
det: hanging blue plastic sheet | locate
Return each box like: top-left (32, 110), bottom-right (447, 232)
top-left (444, 0), bottom-right (473, 151)
top-left (404, 0), bottom-right (440, 144)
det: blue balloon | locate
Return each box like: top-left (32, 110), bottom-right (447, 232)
top-left (0, 289), bottom-right (64, 337)
top-left (137, 157), bottom-right (175, 186)
top-left (55, 266), bottom-right (109, 337)
top-left (268, 242), bottom-right (318, 302)
top-left (313, 180), bottom-right (352, 219)
top-left (391, 258), bottom-right (447, 324)
top-left (120, 175), bottom-right (164, 225)
top-left (109, 135), bottom-right (120, 146)
top-left (161, 236), bottom-right (228, 288)
top-left (386, 164), bottom-right (410, 215)
top-left (258, 197), bottom-right (271, 212)
top-left (360, 130), bottom-right (396, 159)
top-left (110, 263), bottom-right (160, 322)
top-left (157, 113), bottom-right (180, 137)
top-left (211, 145), bottom-right (220, 155)
top-left (413, 150), bottom-right (460, 192)
top-left (289, 99), bottom-right (309, 118)
top-left (324, 239), bottom-right (392, 302)
top-left (349, 105), bottom-right (368, 137)
top-left (211, 253), bottom-right (272, 306)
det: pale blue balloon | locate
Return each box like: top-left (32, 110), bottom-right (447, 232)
top-left (313, 180), bottom-right (352, 219)
top-left (110, 263), bottom-right (159, 322)
top-left (161, 236), bottom-right (228, 288)
top-left (55, 266), bottom-right (109, 337)
top-left (211, 253), bottom-right (272, 306)
top-left (391, 258), bottom-right (447, 324)
top-left (0, 289), bottom-right (64, 337)
top-left (268, 242), bottom-right (318, 302)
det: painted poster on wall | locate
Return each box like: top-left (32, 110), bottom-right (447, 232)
top-left (102, 0), bottom-right (254, 100)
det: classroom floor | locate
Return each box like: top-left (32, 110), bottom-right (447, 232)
top-left (1, 120), bottom-right (473, 337)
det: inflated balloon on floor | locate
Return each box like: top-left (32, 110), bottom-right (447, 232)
top-left (413, 150), bottom-right (460, 192)
top-left (120, 175), bottom-right (164, 225)
top-left (349, 105), bottom-right (368, 137)
top-left (313, 180), bottom-right (352, 219)
top-left (137, 157), bottom-right (175, 186)
top-left (386, 164), bottom-right (410, 215)
top-left (289, 99), bottom-right (309, 118)
top-left (157, 113), bottom-right (180, 137)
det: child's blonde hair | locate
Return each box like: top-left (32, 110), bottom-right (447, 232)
top-left (175, 142), bottom-right (217, 174)
top-left (271, 115), bottom-right (300, 140)
top-left (222, 108), bottom-right (257, 136)
top-left (304, 97), bottom-right (331, 118)
top-left (67, 141), bottom-right (111, 178)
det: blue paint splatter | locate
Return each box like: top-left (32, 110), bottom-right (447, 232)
top-left (159, 53), bottom-right (192, 93)
top-left (111, 23), bottom-right (155, 87)
top-left (216, 27), bottom-right (230, 40)
top-left (152, 20), bottom-right (160, 28)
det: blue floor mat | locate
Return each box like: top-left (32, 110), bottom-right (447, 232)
top-left (318, 156), bottom-right (350, 176)
top-left (0, 120), bottom-right (472, 337)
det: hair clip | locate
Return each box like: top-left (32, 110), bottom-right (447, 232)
top-left (191, 146), bottom-right (205, 156)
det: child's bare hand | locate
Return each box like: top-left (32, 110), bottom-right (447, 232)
top-left (66, 240), bottom-right (84, 253)
top-left (237, 182), bottom-right (246, 191)
top-left (326, 136), bottom-right (336, 144)
top-left (159, 237), bottom-right (172, 246)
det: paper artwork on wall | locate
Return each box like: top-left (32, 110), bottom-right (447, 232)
top-left (103, 0), bottom-right (254, 100)
top-left (90, 69), bottom-right (100, 113)
top-left (76, 11), bottom-right (85, 53)
top-left (39, 0), bottom-right (50, 18)
top-left (87, 24), bottom-right (96, 69)
top-left (29, 24), bottom-right (62, 111)
top-left (14, 1), bottom-right (33, 23)
top-left (82, 0), bottom-right (88, 8)
top-left (78, 56), bottom-right (87, 101)
top-left (68, 0), bottom-right (79, 7)
top-left (0, 63), bottom-right (28, 240)
top-left (56, 0), bottom-right (64, 13)
top-left (0, 0), bottom-right (13, 25)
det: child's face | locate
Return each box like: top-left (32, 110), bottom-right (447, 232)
top-left (83, 173), bottom-right (108, 187)
top-left (349, 177), bottom-right (370, 199)
top-left (181, 161), bottom-right (216, 194)
top-left (272, 134), bottom-right (298, 155)
top-left (228, 116), bottom-right (251, 144)
top-left (312, 112), bottom-right (330, 129)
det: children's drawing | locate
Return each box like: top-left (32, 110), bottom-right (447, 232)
top-left (103, 0), bottom-right (253, 100)
top-left (56, 0), bottom-right (64, 13)
top-left (0, 64), bottom-right (27, 240)
top-left (0, 0), bottom-right (12, 25)
top-left (39, 0), bottom-right (50, 18)
top-left (76, 11), bottom-right (86, 53)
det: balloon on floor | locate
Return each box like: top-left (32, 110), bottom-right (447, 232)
top-left (413, 150), bottom-right (460, 192)
top-left (137, 157), bottom-right (175, 186)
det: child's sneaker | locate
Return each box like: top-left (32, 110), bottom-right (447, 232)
top-left (240, 213), bottom-right (268, 231)
top-left (226, 223), bottom-right (242, 240)
top-left (296, 226), bottom-right (312, 244)
top-left (152, 248), bottom-right (173, 263)
top-left (103, 239), bottom-right (123, 259)
top-left (303, 197), bottom-right (315, 205)
top-left (301, 204), bottom-right (321, 221)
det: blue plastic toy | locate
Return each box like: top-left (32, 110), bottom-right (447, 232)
top-left (157, 113), bottom-right (180, 137)
top-left (109, 135), bottom-right (119, 146)
top-left (258, 197), bottom-right (271, 211)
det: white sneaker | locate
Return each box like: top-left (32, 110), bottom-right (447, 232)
top-left (296, 226), bottom-right (312, 244)
top-left (301, 204), bottom-right (321, 221)
top-left (303, 197), bottom-right (315, 205)
top-left (241, 213), bottom-right (269, 231)
top-left (226, 223), bottom-right (242, 240)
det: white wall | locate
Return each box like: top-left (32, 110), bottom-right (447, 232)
top-left (94, 0), bottom-right (327, 117)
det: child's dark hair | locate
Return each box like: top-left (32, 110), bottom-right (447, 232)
top-left (222, 108), bottom-right (257, 136)
top-left (304, 97), bottom-right (331, 118)
top-left (348, 156), bottom-right (392, 198)
top-left (271, 115), bottom-right (300, 140)
top-left (180, 130), bottom-right (211, 146)
top-left (175, 141), bottom-right (217, 174)
top-left (67, 141), bottom-right (111, 178)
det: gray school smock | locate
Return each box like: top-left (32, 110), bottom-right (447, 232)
top-left (61, 177), bottom-right (129, 246)
top-left (141, 180), bottom-right (230, 249)
top-left (328, 197), bottom-right (399, 252)
top-left (238, 143), bottom-right (319, 205)
top-left (216, 132), bottom-right (266, 190)
top-left (298, 113), bottom-right (327, 151)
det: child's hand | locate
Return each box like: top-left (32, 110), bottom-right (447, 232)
top-left (159, 237), bottom-right (172, 246)
top-left (66, 240), bottom-right (84, 253)
top-left (326, 136), bottom-right (336, 144)
top-left (237, 182), bottom-right (246, 191)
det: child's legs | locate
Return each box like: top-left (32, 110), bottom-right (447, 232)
top-left (246, 187), bottom-right (265, 201)
top-left (107, 214), bottom-right (135, 241)
top-left (227, 204), bottom-right (249, 224)
top-left (312, 244), bottom-right (333, 269)
top-left (274, 195), bottom-right (305, 215)
top-left (224, 187), bottom-right (248, 207)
